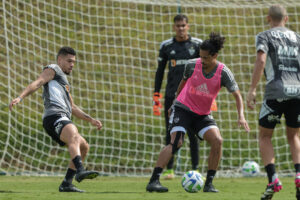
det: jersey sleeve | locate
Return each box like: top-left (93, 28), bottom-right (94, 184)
top-left (256, 32), bottom-right (269, 53)
top-left (44, 64), bottom-right (59, 74)
top-left (154, 43), bottom-right (168, 93)
top-left (183, 59), bottom-right (197, 80)
top-left (221, 65), bottom-right (239, 93)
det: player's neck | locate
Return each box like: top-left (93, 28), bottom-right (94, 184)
top-left (203, 62), bottom-right (218, 74)
top-left (175, 35), bottom-right (189, 42)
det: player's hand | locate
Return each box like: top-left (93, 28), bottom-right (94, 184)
top-left (9, 97), bottom-right (22, 111)
top-left (168, 105), bottom-right (174, 118)
top-left (246, 89), bottom-right (256, 110)
top-left (238, 117), bottom-right (250, 133)
top-left (91, 119), bottom-right (102, 130)
top-left (153, 92), bottom-right (162, 116)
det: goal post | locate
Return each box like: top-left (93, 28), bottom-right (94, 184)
top-left (1, 0), bottom-right (300, 176)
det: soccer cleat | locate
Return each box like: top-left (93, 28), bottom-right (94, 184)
top-left (203, 183), bottom-right (219, 193)
top-left (295, 173), bottom-right (300, 200)
top-left (75, 170), bottom-right (99, 183)
top-left (261, 178), bottom-right (282, 200)
top-left (146, 180), bottom-right (168, 192)
top-left (59, 182), bottom-right (84, 193)
top-left (162, 169), bottom-right (175, 180)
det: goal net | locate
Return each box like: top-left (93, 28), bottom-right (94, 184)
top-left (1, 0), bottom-right (300, 176)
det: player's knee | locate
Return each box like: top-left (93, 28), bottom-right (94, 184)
top-left (69, 134), bottom-right (81, 145)
top-left (213, 136), bottom-right (223, 148)
top-left (80, 140), bottom-right (89, 155)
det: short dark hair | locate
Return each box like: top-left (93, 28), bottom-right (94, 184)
top-left (269, 4), bottom-right (287, 22)
top-left (56, 46), bottom-right (76, 60)
top-left (200, 32), bottom-right (225, 55)
top-left (174, 14), bottom-right (188, 23)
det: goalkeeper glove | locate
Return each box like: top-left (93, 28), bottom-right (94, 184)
top-left (153, 92), bottom-right (163, 116)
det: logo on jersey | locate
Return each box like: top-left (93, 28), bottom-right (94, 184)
top-left (283, 85), bottom-right (300, 97)
top-left (174, 117), bottom-right (180, 123)
top-left (196, 83), bottom-right (209, 94)
top-left (271, 30), bottom-right (297, 43)
top-left (170, 50), bottom-right (176, 55)
top-left (171, 59), bottom-right (176, 67)
top-left (278, 45), bottom-right (298, 57)
top-left (188, 47), bottom-right (195, 55)
top-left (65, 85), bottom-right (70, 92)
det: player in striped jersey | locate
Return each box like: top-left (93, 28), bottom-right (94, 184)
top-left (9, 47), bottom-right (102, 192)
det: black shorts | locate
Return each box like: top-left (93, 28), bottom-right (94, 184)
top-left (169, 106), bottom-right (218, 140)
top-left (42, 114), bottom-right (73, 146)
top-left (259, 99), bottom-right (300, 129)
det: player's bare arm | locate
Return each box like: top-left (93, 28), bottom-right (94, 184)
top-left (69, 93), bottom-right (102, 130)
top-left (9, 68), bottom-right (55, 111)
top-left (247, 51), bottom-right (267, 110)
top-left (232, 90), bottom-right (250, 132)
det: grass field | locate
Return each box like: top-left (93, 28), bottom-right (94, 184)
top-left (0, 176), bottom-right (297, 200)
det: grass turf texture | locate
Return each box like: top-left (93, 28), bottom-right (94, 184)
top-left (0, 176), bottom-right (297, 200)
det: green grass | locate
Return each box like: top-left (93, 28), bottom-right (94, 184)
top-left (0, 176), bottom-right (297, 200)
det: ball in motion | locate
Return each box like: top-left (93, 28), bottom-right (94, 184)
top-left (181, 170), bottom-right (204, 193)
top-left (242, 161), bottom-right (260, 177)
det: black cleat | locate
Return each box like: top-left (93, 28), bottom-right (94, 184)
top-left (75, 170), bottom-right (99, 183)
top-left (203, 183), bottom-right (219, 193)
top-left (59, 182), bottom-right (84, 193)
top-left (146, 180), bottom-right (168, 192)
top-left (296, 187), bottom-right (300, 200)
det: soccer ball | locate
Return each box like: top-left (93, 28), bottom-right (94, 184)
top-left (242, 161), bottom-right (260, 177)
top-left (181, 170), bottom-right (204, 193)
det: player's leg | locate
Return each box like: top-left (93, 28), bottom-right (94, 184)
top-left (146, 106), bottom-right (189, 192)
top-left (284, 99), bottom-right (300, 200)
top-left (60, 124), bottom-right (98, 183)
top-left (162, 96), bottom-right (175, 179)
top-left (42, 115), bottom-right (85, 192)
top-left (259, 100), bottom-right (283, 200)
top-left (146, 130), bottom-right (185, 192)
top-left (202, 126), bottom-right (222, 192)
top-left (186, 129), bottom-right (199, 170)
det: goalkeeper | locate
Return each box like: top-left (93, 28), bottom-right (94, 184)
top-left (9, 47), bottom-right (102, 193)
top-left (147, 32), bottom-right (250, 193)
top-left (153, 14), bottom-right (202, 179)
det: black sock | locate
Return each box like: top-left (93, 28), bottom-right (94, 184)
top-left (295, 164), bottom-right (300, 174)
top-left (166, 156), bottom-right (174, 170)
top-left (205, 170), bottom-right (216, 185)
top-left (72, 155), bottom-right (84, 172)
top-left (149, 167), bottom-right (163, 183)
top-left (265, 164), bottom-right (276, 183)
top-left (63, 168), bottom-right (76, 185)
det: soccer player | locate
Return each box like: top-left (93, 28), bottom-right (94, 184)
top-left (247, 5), bottom-right (300, 200)
top-left (153, 14), bottom-right (202, 179)
top-left (147, 32), bottom-right (250, 192)
top-left (9, 47), bottom-right (102, 193)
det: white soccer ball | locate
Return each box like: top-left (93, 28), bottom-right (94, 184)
top-left (242, 161), bottom-right (260, 177)
top-left (181, 170), bottom-right (204, 193)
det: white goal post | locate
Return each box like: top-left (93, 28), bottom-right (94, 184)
top-left (1, 0), bottom-right (300, 176)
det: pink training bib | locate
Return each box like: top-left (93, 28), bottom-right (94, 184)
top-left (177, 58), bottom-right (223, 115)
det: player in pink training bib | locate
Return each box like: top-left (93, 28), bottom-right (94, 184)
top-left (146, 32), bottom-right (250, 193)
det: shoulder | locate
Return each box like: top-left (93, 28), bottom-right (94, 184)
top-left (221, 64), bottom-right (235, 79)
top-left (44, 64), bottom-right (62, 75)
top-left (190, 37), bottom-right (203, 45)
top-left (159, 38), bottom-right (174, 49)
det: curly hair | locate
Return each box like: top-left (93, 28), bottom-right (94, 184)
top-left (200, 32), bottom-right (225, 55)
